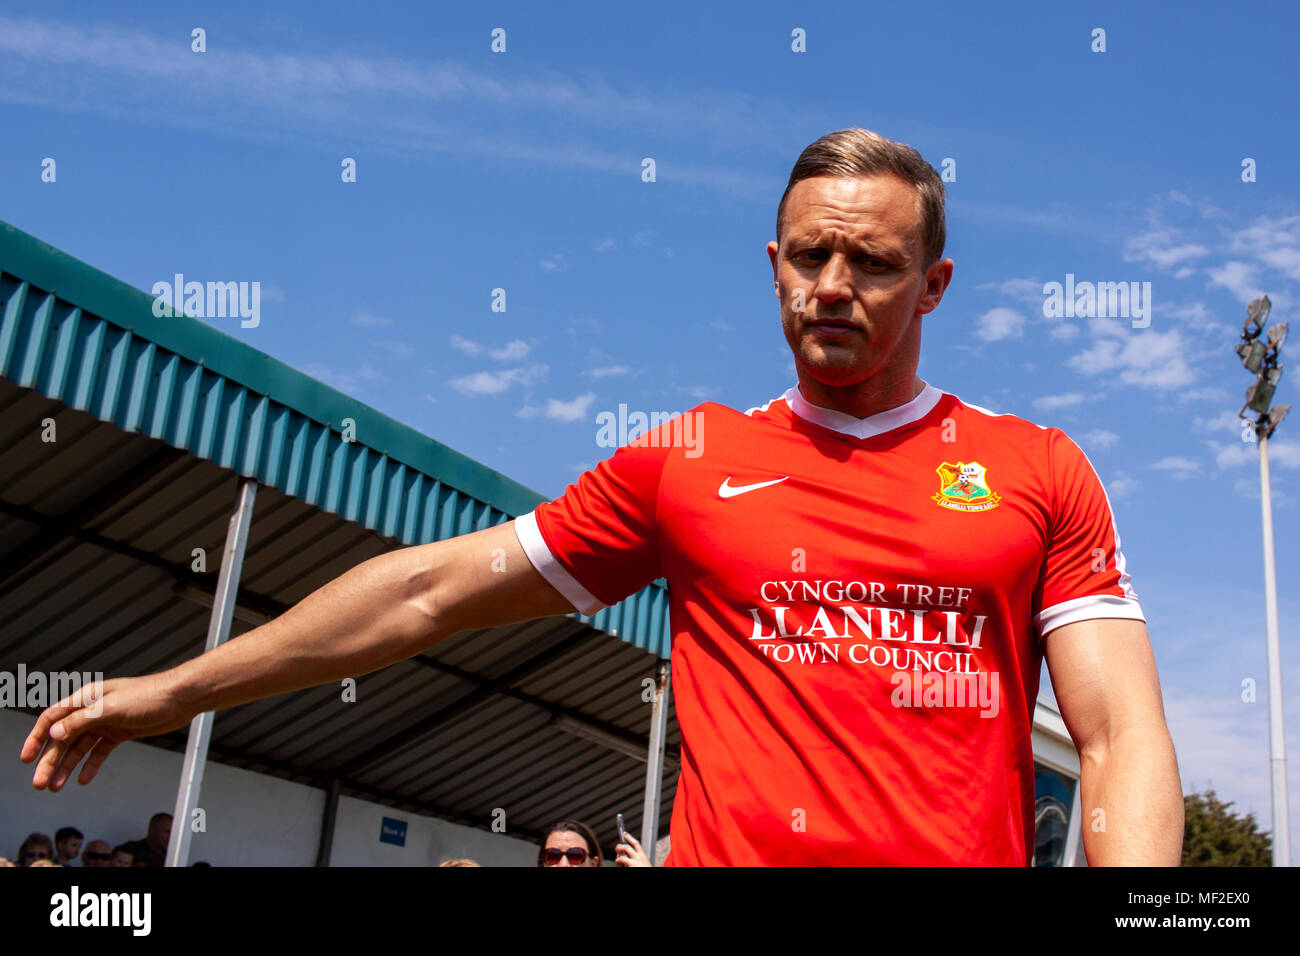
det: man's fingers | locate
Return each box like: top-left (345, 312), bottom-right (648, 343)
top-left (31, 707), bottom-right (100, 788)
top-left (47, 733), bottom-right (100, 792)
top-left (78, 738), bottom-right (121, 786)
top-left (20, 703), bottom-right (78, 762)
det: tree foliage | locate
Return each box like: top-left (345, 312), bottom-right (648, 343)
top-left (1182, 788), bottom-right (1272, 867)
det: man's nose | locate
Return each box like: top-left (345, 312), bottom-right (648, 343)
top-left (813, 253), bottom-right (853, 301)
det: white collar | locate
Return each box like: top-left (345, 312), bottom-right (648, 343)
top-left (782, 380), bottom-right (944, 440)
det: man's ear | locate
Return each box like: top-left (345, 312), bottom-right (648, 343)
top-left (917, 257), bottom-right (954, 315)
top-left (767, 240), bottom-right (780, 297)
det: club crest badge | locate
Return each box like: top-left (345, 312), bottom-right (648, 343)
top-left (933, 461), bottom-right (1001, 512)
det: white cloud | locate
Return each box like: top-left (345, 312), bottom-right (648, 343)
top-left (681, 385), bottom-right (721, 400)
top-left (975, 278), bottom-right (1043, 306)
top-left (1048, 323), bottom-right (1080, 340)
top-left (353, 312), bottom-right (395, 328)
top-left (1079, 428), bottom-right (1119, 450)
top-left (1151, 456), bottom-right (1200, 480)
top-left (1123, 226), bottom-right (1209, 273)
top-left (541, 254), bottom-right (568, 272)
top-left (1196, 409), bottom-right (1244, 437)
top-left (1032, 392), bottom-right (1087, 412)
top-left (518, 392), bottom-right (597, 422)
top-left (1226, 213), bottom-right (1300, 282)
top-left (1107, 471), bottom-right (1139, 498)
top-left (302, 361), bottom-right (389, 393)
top-left (1067, 323), bottom-right (1196, 389)
top-left (491, 340), bottom-right (531, 361)
top-left (975, 307), bottom-right (1025, 342)
top-left (1207, 260), bottom-right (1264, 301)
top-left (450, 335), bottom-right (531, 361)
top-left (585, 365), bottom-right (630, 379)
top-left (448, 364), bottom-right (547, 395)
top-left (593, 237), bottom-right (615, 252)
top-left (449, 334), bottom-right (483, 357)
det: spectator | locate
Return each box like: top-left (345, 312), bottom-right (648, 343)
top-left (80, 839), bottom-right (112, 868)
top-left (31, 859), bottom-right (62, 867)
top-left (121, 812), bottom-right (171, 867)
top-left (438, 858), bottom-right (480, 867)
top-left (110, 845), bottom-right (135, 868)
top-left (16, 833), bottom-right (54, 866)
top-left (54, 826), bottom-right (83, 866)
top-left (537, 821), bottom-right (604, 867)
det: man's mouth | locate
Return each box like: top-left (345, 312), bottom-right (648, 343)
top-left (806, 318), bottom-right (860, 334)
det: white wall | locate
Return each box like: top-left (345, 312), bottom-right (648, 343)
top-left (0, 710), bottom-right (535, 866)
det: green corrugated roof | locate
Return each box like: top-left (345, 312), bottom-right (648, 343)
top-left (0, 219), bottom-right (670, 657)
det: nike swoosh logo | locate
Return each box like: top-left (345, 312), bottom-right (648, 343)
top-left (718, 476), bottom-right (789, 498)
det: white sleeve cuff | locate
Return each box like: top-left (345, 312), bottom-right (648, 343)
top-left (1036, 594), bottom-right (1146, 639)
top-left (513, 510), bottom-right (608, 616)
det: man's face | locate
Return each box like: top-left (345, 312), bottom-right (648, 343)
top-left (57, 836), bottom-right (82, 861)
top-left (767, 174), bottom-right (952, 391)
top-left (148, 816), bottom-right (172, 851)
top-left (82, 840), bottom-right (112, 867)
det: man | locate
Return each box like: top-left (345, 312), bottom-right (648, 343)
top-left (21, 128), bottom-right (1181, 866)
top-left (53, 826), bottom-right (82, 866)
top-left (120, 812), bottom-right (171, 867)
top-left (80, 839), bottom-right (113, 868)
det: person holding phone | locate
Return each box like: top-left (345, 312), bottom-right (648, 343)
top-left (614, 813), bottom-right (651, 867)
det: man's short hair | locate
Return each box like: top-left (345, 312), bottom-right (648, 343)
top-left (149, 812), bottom-right (172, 826)
top-left (55, 826), bottom-right (83, 844)
top-left (776, 128), bottom-right (947, 267)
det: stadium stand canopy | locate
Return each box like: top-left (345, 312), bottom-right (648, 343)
top-left (0, 220), bottom-right (675, 861)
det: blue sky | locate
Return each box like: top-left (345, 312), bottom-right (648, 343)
top-left (3, 1), bottom-right (1298, 861)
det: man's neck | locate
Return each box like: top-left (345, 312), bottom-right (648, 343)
top-left (795, 372), bottom-right (925, 420)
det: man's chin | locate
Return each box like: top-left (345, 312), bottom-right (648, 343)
top-left (796, 351), bottom-right (877, 388)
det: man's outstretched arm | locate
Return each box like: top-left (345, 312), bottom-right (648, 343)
top-left (1044, 617), bottom-right (1184, 866)
top-left (21, 519), bottom-right (576, 791)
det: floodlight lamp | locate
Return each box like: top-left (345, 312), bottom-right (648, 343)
top-left (1237, 339), bottom-right (1267, 373)
top-left (1247, 294), bottom-right (1272, 330)
top-left (1267, 321), bottom-right (1288, 351)
top-left (1247, 378), bottom-right (1276, 414)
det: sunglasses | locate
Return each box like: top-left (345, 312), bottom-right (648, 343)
top-left (85, 852), bottom-right (112, 862)
top-left (25, 851), bottom-right (49, 860)
top-left (543, 847), bottom-right (592, 865)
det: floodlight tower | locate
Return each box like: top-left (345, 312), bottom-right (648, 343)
top-left (1235, 293), bottom-right (1291, 867)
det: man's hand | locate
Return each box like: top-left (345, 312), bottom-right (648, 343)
top-left (22, 673), bottom-right (195, 791)
top-left (21, 519), bottom-right (576, 790)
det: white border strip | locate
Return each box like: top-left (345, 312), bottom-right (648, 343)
top-left (513, 510), bottom-right (608, 615)
top-left (1037, 594), bottom-right (1145, 638)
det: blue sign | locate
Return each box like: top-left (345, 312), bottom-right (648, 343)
top-left (380, 816), bottom-right (407, 847)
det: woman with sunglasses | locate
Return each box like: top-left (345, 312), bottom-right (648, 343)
top-left (16, 833), bottom-right (55, 867)
top-left (538, 821), bottom-right (603, 867)
top-left (537, 820), bottom-right (652, 867)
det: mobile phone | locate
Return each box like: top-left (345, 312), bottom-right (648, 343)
top-left (616, 813), bottom-right (627, 841)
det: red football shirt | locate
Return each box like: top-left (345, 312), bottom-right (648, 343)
top-left (514, 382), bottom-right (1143, 865)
